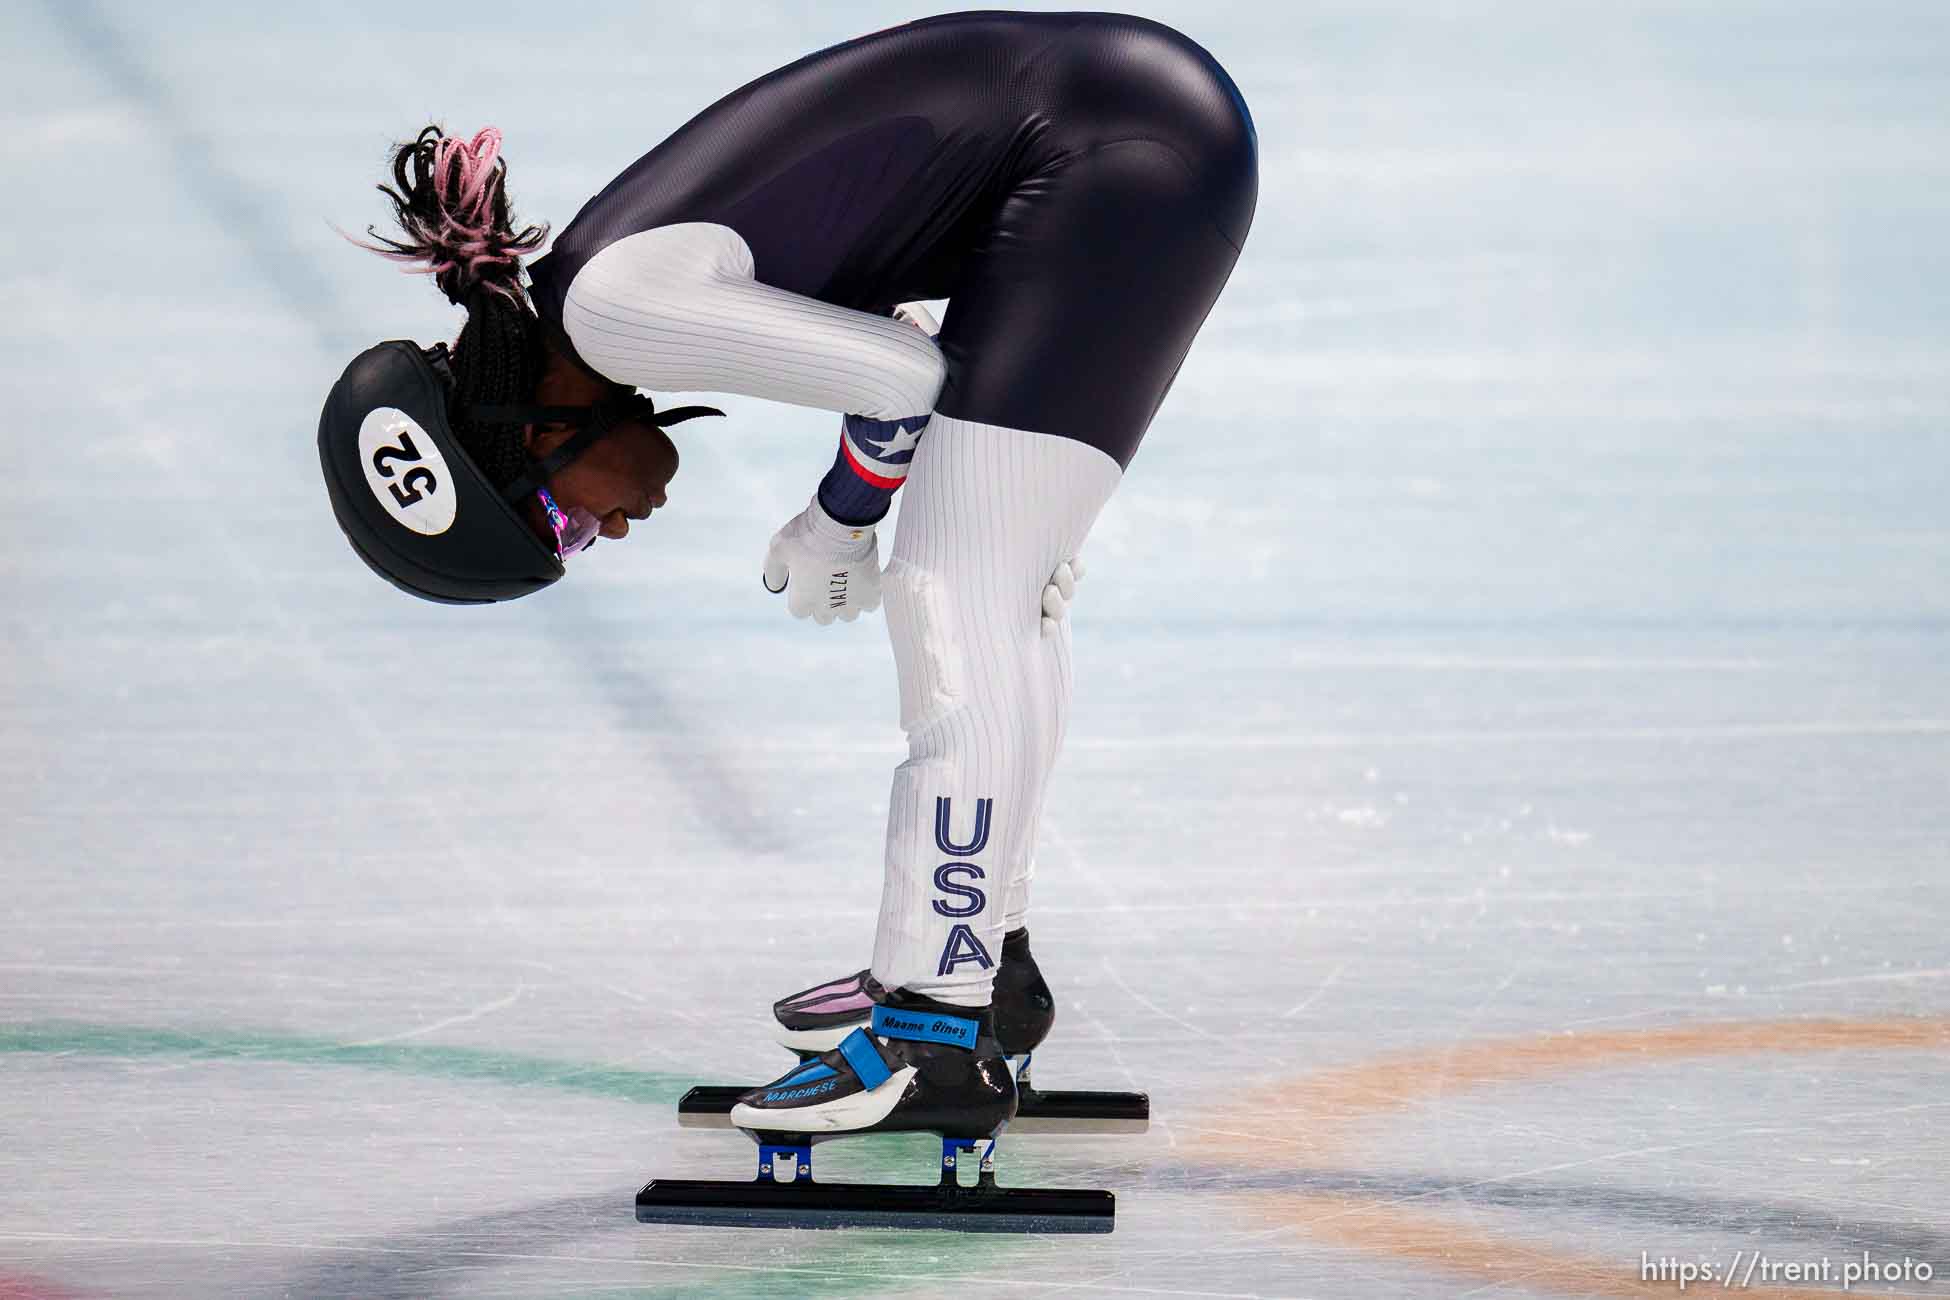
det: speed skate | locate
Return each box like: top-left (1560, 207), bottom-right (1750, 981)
top-left (677, 928), bottom-right (1149, 1135)
top-left (637, 986), bottom-right (1118, 1232)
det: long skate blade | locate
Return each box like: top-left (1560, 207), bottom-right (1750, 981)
top-left (675, 1086), bottom-right (742, 1128)
top-left (635, 1178), bottom-right (1114, 1233)
top-left (1010, 1086), bottom-right (1150, 1135)
top-left (676, 1085), bottom-right (1149, 1133)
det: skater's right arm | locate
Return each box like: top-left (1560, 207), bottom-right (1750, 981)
top-left (562, 227), bottom-right (942, 627)
top-left (558, 223), bottom-right (944, 422)
top-left (813, 305), bottom-right (939, 528)
top-left (760, 305), bottom-right (940, 624)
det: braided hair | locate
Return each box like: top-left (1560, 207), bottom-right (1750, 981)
top-left (354, 126), bottom-right (549, 488)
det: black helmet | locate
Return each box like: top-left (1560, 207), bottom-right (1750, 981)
top-left (317, 340), bottom-right (718, 604)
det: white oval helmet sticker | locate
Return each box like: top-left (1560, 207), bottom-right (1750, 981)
top-left (357, 406), bottom-right (458, 536)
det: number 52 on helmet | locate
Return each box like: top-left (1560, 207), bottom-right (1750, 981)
top-left (317, 339), bottom-right (718, 605)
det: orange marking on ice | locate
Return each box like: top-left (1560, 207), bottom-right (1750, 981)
top-left (1265, 1193), bottom-right (1827, 1298)
top-left (0, 1276), bottom-right (92, 1300)
top-left (1186, 1018), bottom-right (1950, 1296)
top-left (1189, 1017), bottom-right (1950, 1164)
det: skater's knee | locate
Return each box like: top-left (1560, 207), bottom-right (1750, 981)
top-left (885, 557), bottom-right (953, 734)
top-left (887, 556), bottom-right (1041, 742)
top-left (887, 557), bottom-right (977, 734)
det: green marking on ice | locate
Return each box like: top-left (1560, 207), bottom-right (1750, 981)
top-left (517, 1222), bottom-right (1029, 1300)
top-left (1, 1022), bottom-right (1076, 1299)
top-left (0, 1021), bottom-right (694, 1104)
top-left (552, 1261), bottom-right (971, 1300)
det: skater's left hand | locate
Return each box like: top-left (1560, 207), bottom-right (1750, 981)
top-left (892, 301), bottom-right (940, 337)
top-left (763, 496), bottom-right (882, 625)
top-left (1040, 554), bottom-right (1087, 638)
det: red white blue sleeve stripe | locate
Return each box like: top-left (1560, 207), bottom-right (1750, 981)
top-left (818, 412), bottom-right (928, 527)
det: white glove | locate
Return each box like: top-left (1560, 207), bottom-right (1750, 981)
top-left (893, 301), bottom-right (941, 336)
top-left (763, 497), bottom-right (882, 625)
top-left (1039, 554), bottom-right (1087, 638)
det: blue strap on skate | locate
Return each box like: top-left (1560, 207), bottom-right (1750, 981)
top-left (775, 1060), bottom-right (838, 1087)
top-left (838, 1028), bottom-right (892, 1089)
top-left (870, 1004), bottom-right (979, 1050)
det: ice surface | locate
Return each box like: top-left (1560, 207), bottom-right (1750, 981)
top-left (3, 1), bottom-right (1947, 1296)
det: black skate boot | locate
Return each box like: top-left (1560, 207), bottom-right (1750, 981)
top-left (730, 988), bottom-right (1016, 1138)
top-left (678, 930), bottom-right (1146, 1133)
top-left (993, 926), bottom-right (1057, 1056)
top-left (638, 987), bottom-right (1114, 1232)
top-left (770, 927), bottom-right (1054, 1057)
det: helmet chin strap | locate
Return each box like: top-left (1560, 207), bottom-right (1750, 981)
top-left (474, 394), bottom-right (724, 504)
